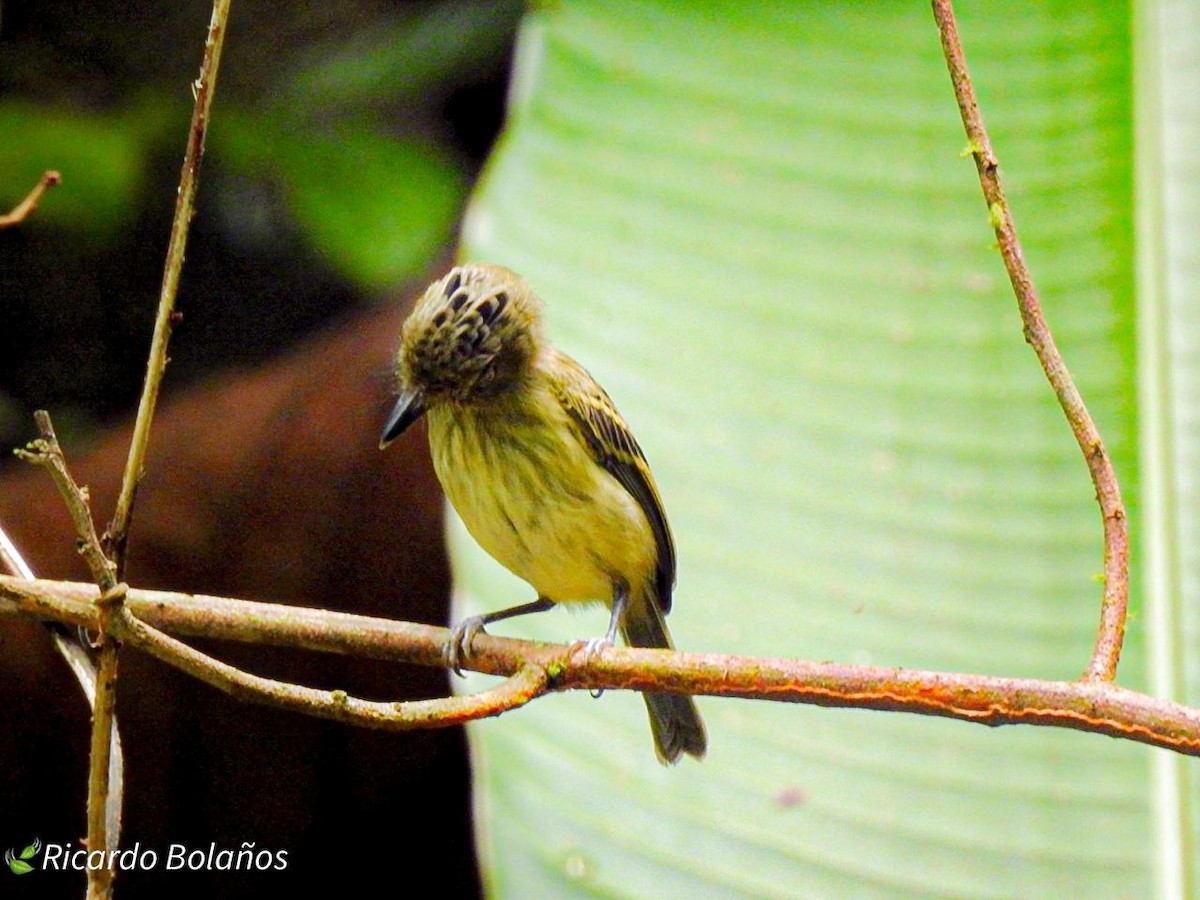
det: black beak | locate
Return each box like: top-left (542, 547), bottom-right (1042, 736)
top-left (379, 389), bottom-right (427, 449)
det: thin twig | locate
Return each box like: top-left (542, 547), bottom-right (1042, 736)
top-left (931, 0), bottom-right (1130, 682)
top-left (106, 0), bottom-right (233, 575)
top-left (16, 413), bottom-right (117, 590)
top-left (117, 604), bottom-right (547, 728)
top-left (86, 641), bottom-right (119, 862)
top-left (14, 413), bottom-right (122, 898)
top-left (0, 170), bottom-right (61, 227)
top-left (3, 574), bottom-right (1199, 757)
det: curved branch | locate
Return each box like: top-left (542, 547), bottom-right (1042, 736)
top-left (931, 0), bottom-right (1130, 682)
top-left (0, 170), bottom-right (60, 227)
top-left (3, 575), bottom-right (1197, 757)
top-left (115, 605), bottom-right (548, 729)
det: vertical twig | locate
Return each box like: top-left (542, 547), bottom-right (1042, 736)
top-left (85, 642), bottom-right (120, 897)
top-left (88, 3), bottom-right (231, 882)
top-left (930, 1), bottom-right (1130, 682)
top-left (0, 170), bottom-right (61, 227)
top-left (106, 0), bottom-right (233, 575)
top-left (14, 4), bottom-right (231, 888)
top-left (17, 413), bottom-right (124, 899)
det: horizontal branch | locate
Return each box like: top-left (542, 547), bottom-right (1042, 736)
top-left (3, 574), bottom-right (1198, 756)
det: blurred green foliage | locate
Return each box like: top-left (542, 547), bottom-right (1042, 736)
top-left (0, 102), bottom-right (150, 244)
top-left (2, 2), bottom-right (523, 286)
top-left (214, 111), bottom-right (465, 290)
top-left (0, 1), bottom-right (520, 451)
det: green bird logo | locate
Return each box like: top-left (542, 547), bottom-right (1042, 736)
top-left (5, 838), bottom-right (41, 875)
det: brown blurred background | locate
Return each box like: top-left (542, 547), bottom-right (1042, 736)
top-left (0, 2), bottom-right (522, 896)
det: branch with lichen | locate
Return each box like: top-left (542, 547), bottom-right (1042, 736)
top-left (3, 575), bottom-right (1200, 756)
top-left (931, 0), bottom-right (1130, 683)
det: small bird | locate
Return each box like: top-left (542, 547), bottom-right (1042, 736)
top-left (379, 263), bottom-right (706, 763)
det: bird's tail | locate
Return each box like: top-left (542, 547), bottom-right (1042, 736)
top-left (621, 596), bottom-right (707, 764)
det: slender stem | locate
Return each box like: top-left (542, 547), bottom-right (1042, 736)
top-left (0, 170), bottom-right (61, 227)
top-left (106, 0), bottom-right (232, 575)
top-left (930, 0), bottom-right (1130, 682)
top-left (3, 574), bottom-right (1199, 757)
top-left (16, 412), bottom-right (117, 590)
top-left (14, 413), bottom-right (124, 898)
top-left (84, 643), bottom-right (119, 900)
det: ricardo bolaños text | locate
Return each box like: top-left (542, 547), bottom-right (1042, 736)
top-left (41, 841), bottom-right (288, 872)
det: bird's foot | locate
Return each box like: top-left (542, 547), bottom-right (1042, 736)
top-left (568, 637), bottom-right (613, 698)
top-left (569, 636), bottom-right (613, 665)
top-left (445, 615), bottom-right (488, 677)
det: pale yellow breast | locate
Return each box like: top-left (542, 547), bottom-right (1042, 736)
top-left (426, 389), bottom-right (656, 606)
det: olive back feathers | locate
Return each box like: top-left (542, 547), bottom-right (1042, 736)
top-left (549, 352), bottom-right (677, 614)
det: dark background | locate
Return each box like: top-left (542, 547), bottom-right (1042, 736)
top-left (0, 2), bottom-right (521, 896)
top-left (1, 0), bottom-right (518, 439)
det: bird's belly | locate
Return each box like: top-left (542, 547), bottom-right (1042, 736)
top-left (429, 408), bottom-right (655, 605)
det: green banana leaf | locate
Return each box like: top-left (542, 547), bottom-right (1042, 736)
top-left (1139, 0), bottom-right (1200, 892)
top-left (447, 0), bottom-right (1197, 895)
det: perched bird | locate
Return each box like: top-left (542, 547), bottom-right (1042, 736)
top-left (379, 263), bottom-right (706, 763)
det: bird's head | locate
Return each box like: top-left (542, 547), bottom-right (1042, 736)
top-left (380, 263), bottom-right (545, 447)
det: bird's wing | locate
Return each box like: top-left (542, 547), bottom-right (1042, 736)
top-left (548, 350), bottom-right (676, 613)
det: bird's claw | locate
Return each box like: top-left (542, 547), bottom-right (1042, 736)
top-left (445, 615), bottom-right (488, 677)
top-left (567, 637), bottom-right (613, 698)
top-left (569, 636), bottom-right (612, 665)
